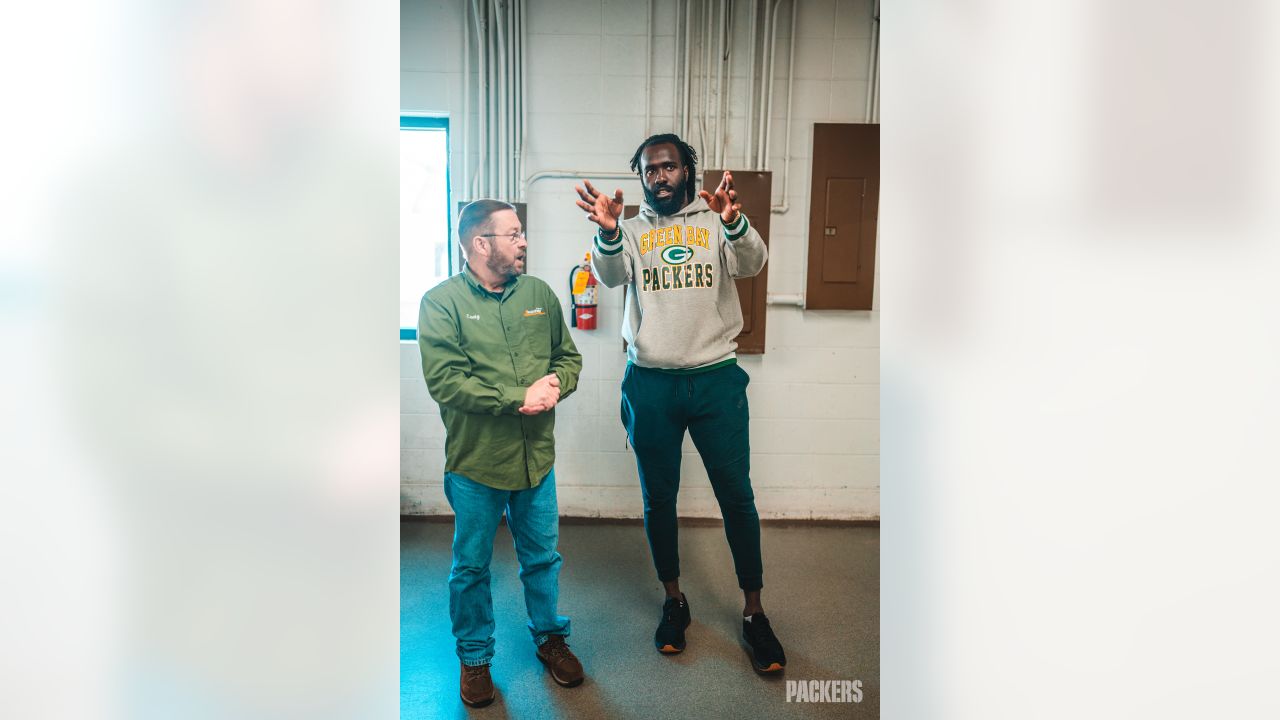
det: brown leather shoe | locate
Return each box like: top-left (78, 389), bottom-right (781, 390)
top-left (459, 662), bottom-right (495, 708)
top-left (535, 635), bottom-right (584, 687)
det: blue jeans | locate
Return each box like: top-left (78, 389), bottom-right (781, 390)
top-left (443, 469), bottom-right (570, 667)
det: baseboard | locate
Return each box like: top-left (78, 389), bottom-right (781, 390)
top-left (400, 514), bottom-right (879, 528)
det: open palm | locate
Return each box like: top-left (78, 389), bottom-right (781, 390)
top-left (698, 170), bottom-right (742, 223)
top-left (574, 180), bottom-right (624, 232)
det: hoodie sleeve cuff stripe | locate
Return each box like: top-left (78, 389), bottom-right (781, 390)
top-left (724, 214), bottom-right (749, 240)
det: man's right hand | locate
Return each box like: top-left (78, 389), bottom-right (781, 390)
top-left (574, 180), bottom-right (624, 233)
top-left (518, 374), bottom-right (561, 415)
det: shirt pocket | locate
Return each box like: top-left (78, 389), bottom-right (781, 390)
top-left (519, 309), bottom-right (554, 368)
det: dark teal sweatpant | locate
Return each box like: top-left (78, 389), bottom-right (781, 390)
top-left (620, 361), bottom-right (764, 591)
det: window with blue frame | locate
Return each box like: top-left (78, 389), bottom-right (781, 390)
top-left (400, 115), bottom-right (452, 340)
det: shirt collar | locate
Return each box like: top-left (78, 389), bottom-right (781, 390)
top-left (462, 264), bottom-right (518, 299)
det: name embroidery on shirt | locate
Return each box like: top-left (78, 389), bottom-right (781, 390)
top-left (466, 313), bottom-right (481, 321)
top-left (523, 307), bottom-right (546, 317)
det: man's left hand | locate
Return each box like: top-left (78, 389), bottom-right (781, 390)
top-left (698, 170), bottom-right (742, 225)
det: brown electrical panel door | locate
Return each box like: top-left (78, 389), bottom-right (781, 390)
top-left (806, 124), bottom-right (878, 310)
top-left (704, 169), bottom-right (771, 353)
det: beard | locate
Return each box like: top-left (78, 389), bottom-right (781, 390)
top-left (486, 246), bottom-right (526, 281)
top-left (643, 176), bottom-right (688, 216)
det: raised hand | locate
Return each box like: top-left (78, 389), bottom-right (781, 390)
top-left (519, 373), bottom-right (562, 415)
top-left (574, 180), bottom-right (625, 233)
top-left (697, 170), bottom-right (742, 224)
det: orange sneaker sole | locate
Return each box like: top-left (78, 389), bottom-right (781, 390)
top-left (658, 644), bottom-right (683, 654)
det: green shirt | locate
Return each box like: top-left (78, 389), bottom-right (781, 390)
top-left (418, 267), bottom-right (581, 490)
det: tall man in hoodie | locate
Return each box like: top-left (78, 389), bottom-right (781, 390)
top-left (574, 133), bottom-right (786, 673)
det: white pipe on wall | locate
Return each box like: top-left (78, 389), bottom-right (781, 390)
top-left (702, 0), bottom-right (714, 155)
top-left (492, 0), bottom-right (507, 199)
top-left (718, 0), bottom-right (733, 169)
top-left (672, 0), bottom-right (681, 133)
top-left (465, 0), bottom-right (476, 202)
top-left (511, 0), bottom-right (519, 199)
top-left (485, 0), bottom-right (495, 197)
top-left (761, 0), bottom-right (782, 170)
top-left (644, 0), bottom-right (652, 136)
top-left (713, 0), bottom-right (726, 168)
top-left (526, 170), bottom-right (635, 185)
top-left (470, 0), bottom-right (486, 198)
top-left (519, 0), bottom-right (529, 199)
top-left (682, 0), bottom-right (693, 139)
top-left (754, 0), bottom-right (778, 168)
top-left (865, 0), bottom-right (879, 123)
top-left (766, 293), bottom-right (805, 306)
top-left (505, 0), bottom-right (513, 199)
top-left (871, 0), bottom-right (880, 122)
top-left (743, 0), bottom-right (757, 168)
top-left (770, 0), bottom-right (797, 213)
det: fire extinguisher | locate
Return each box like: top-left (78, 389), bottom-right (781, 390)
top-left (568, 252), bottom-right (598, 330)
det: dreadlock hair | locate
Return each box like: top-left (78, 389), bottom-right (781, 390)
top-left (629, 133), bottom-right (699, 204)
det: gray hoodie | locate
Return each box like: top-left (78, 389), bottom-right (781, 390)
top-left (591, 196), bottom-right (768, 369)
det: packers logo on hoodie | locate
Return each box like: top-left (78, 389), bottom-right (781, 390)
top-left (660, 246), bottom-right (693, 264)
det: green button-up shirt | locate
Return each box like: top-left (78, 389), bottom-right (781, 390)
top-left (418, 267), bottom-right (582, 490)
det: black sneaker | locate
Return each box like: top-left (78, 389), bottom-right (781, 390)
top-left (654, 593), bottom-right (691, 653)
top-left (743, 612), bottom-right (786, 673)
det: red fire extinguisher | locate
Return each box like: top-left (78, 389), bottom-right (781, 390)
top-left (568, 252), bottom-right (599, 330)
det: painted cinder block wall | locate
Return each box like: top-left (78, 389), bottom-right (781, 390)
top-left (401, 0), bottom-right (879, 519)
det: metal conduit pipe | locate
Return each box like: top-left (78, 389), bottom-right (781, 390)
top-left (519, 0), bottom-right (530, 199)
top-left (469, 0), bottom-right (485, 198)
top-left (524, 170), bottom-right (636, 205)
top-left (865, 0), bottom-right (879, 123)
top-left (743, 0), bottom-right (756, 168)
top-left (509, 0), bottom-right (518, 198)
top-left (713, 0), bottom-right (726, 168)
top-left (702, 0), bottom-right (714, 154)
top-left (766, 293), bottom-right (805, 306)
top-left (682, 0), bottom-right (693, 139)
top-left (492, 0), bottom-right (506, 198)
top-left (506, 0), bottom-right (514, 199)
top-left (870, 1), bottom-right (880, 122)
top-left (719, 0), bottom-right (733, 169)
top-left (506, 0), bottom-right (512, 197)
top-left (771, 0), bottom-right (797, 213)
top-left (507, 0), bottom-right (514, 199)
top-left (461, 0), bottom-right (470, 201)
top-left (672, 0), bottom-right (681, 132)
top-left (754, 0), bottom-right (778, 168)
top-left (485, 0), bottom-right (496, 197)
top-left (761, 0), bottom-right (782, 170)
top-left (644, 0), bottom-right (652, 136)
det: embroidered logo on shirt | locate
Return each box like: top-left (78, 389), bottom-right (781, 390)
top-left (523, 307), bottom-right (546, 317)
top-left (466, 313), bottom-right (481, 321)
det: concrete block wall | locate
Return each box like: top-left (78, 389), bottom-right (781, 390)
top-left (401, 0), bottom-right (879, 520)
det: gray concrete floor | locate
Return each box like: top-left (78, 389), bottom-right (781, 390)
top-left (402, 519), bottom-right (879, 719)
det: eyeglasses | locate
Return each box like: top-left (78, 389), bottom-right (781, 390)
top-left (478, 231), bottom-right (526, 243)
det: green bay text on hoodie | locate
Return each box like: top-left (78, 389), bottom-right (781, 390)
top-left (590, 196), bottom-right (767, 369)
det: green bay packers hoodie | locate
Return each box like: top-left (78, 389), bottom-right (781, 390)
top-left (591, 196), bottom-right (767, 369)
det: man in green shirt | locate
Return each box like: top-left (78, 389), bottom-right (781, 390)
top-left (418, 199), bottom-right (585, 708)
